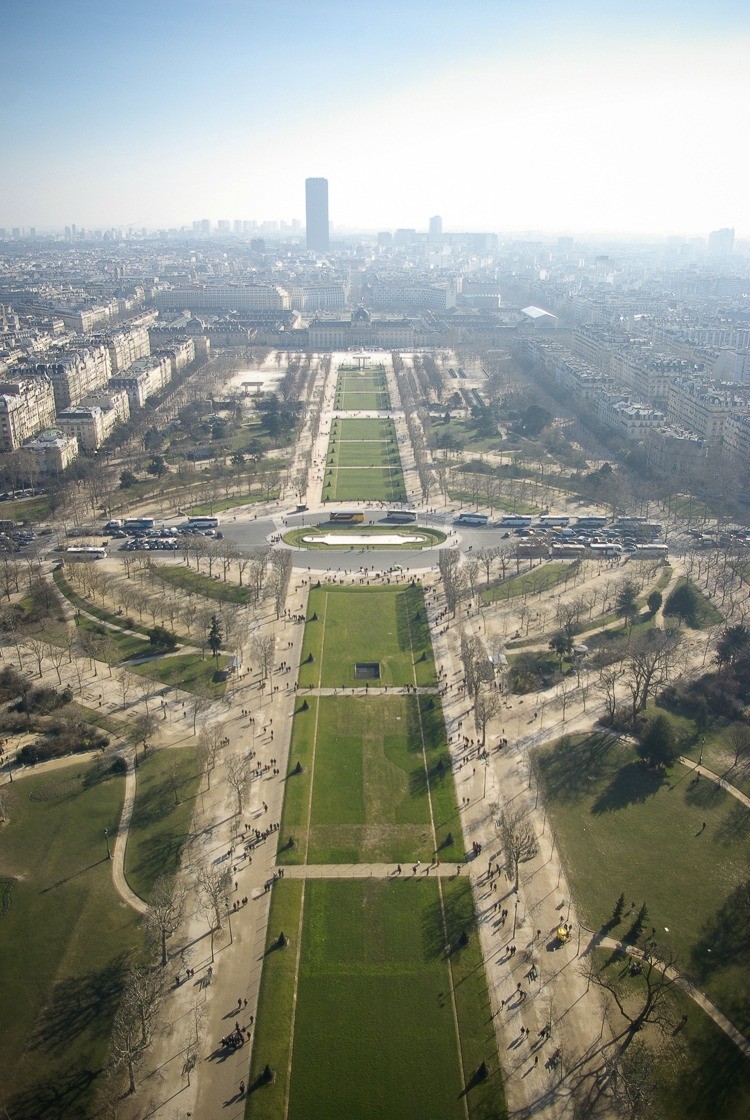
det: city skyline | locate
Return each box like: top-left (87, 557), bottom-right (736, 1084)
top-left (1, 0), bottom-right (750, 237)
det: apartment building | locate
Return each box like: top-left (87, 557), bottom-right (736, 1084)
top-left (24, 427), bottom-right (79, 473)
top-left (0, 375), bottom-right (57, 451)
top-left (31, 343), bottom-right (112, 409)
top-left (154, 285), bottom-right (289, 313)
top-left (109, 354), bottom-right (171, 409)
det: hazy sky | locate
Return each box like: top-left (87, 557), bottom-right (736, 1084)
top-left (2, 0), bottom-right (749, 236)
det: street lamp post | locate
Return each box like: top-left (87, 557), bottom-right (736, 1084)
top-left (104, 827), bottom-right (111, 860)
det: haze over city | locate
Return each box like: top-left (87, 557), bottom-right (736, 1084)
top-left (2, 0), bottom-right (750, 236)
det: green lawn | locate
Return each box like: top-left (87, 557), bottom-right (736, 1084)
top-left (148, 563), bottom-right (252, 604)
top-left (327, 466), bottom-right (406, 502)
top-left (53, 569), bottom-right (151, 635)
top-left (334, 390), bottom-right (391, 410)
top-left (76, 615), bottom-right (152, 661)
top-left (279, 695), bottom-right (460, 864)
top-left (125, 746), bottom-right (203, 901)
top-left (328, 440), bottom-right (401, 468)
top-left (298, 585), bottom-right (437, 689)
top-left (0, 761), bottom-right (141, 1120)
top-left (334, 418), bottom-right (395, 440)
top-left (483, 561), bottom-right (572, 603)
top-left (247, 878), bottom-right (504, 1120)
top-left (663, 576), bottom-right (723, 629)
top-left (537, 733), bottom-right (750, 1034)
top-left (130, 652), bottom-right (227, 696)
top-left (186, 492), bottom-right (274, 516)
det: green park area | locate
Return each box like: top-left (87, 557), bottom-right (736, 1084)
top-left (536, 732), bottom-right (750, 1118)
top-left (298, 584), bottom-right (437, 689)
top-left (130, 651), bottom-right (228, 697)
top-left (325, 466), bottom-right (406, 502)
top-left (0, 761), bottom-right (140, 1120)
top-left (125, 746), bottom-right (203, 901)
top-left (334, 366), bottom-right (390, 411)
top-left (323, 418), bottom-right (406, 501)
top-left (246, 878), bottom-right (504, 1120)
top-left (279, 694), bottom-right (461, 864)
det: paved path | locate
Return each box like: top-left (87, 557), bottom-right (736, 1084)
top-left (273, 861), bottom-right (463, 882)
top-left (677, 756), bottom-right (750, 809)
top-left (592, 931), bottom-right (750, 1059)
top-left (111, 753), bottom-right (149, 915)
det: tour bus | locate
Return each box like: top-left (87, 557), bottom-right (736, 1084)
top-left (498, 515), bottom-right (533, 528)
top-left (576, 515), bottom-right (608, 529)
top-left (588, 543), bottom-right (623, 558)
top-left (455, 513), bottom-right (489, 526)
top-left (65, 546), bottom-right (107, 560)
top-left (631, 543), bottom-right (669, 559)
top-left (387, 510), bottom-right (417, 523)
top-left (550, 542), bottom-right (586, 557)
top-left (538, 515), bottom-right (570, 527)
top-left (187, 516), bottom-right (220, 530)
top-left (124, 517), bottom-right (155, 531)
top-left (329, 511), bottom-right (365, 524)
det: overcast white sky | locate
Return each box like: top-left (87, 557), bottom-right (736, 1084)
top-left (2, 0), bottom-right (748, 237)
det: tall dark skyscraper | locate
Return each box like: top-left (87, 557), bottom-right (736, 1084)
top-left (305, 177), bottom-right (329, 251)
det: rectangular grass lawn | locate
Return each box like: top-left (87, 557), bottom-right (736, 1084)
top-left (336, 418), bottom-right (395, 440)
top-left (537, 733), bottom-right (750, 1033)
top-left (0, 762), bottom-right (141, 1119)
top-left (335, 390), bottom-right (391, 410)
top-left (330, 466), bottom-right (406, 502)
top-left (328, 441), bottom-right (401, 468)
top-left (298, 585), bottom-right (436, 689)
top-left (279, 694), bottom-right (461, 864)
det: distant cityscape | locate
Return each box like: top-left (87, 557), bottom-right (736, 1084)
top-left (0, 182), bottom-right (747, 504)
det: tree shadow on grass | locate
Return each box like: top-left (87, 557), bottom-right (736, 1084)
top-left (683, 778), bottom-right (727, 811)
top-left (29, 954), bottom-right (129, 1057)
top-left (591, 761), bottom-right (665, 814)
top-left (538, 734), bottom-right (619, 805)
top-left (691, 877), bottom-right (750, 981)
top-left (127, 828), bottom-right (186, 889)
top-left (5, 1066), bottom-right (97, 1120)
top-left (665, 1003), bottom-right (750, 1120)
top-left (714, 804), bottom-right (750, 846)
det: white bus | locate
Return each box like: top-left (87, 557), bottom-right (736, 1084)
top-left (387, 510), bottom-right (417, 523)
top-left (588, 543), bottom-right (623, 558)
top-left (187, 516), bottom-right (220, 530)
top-left (455, 513), bottom-right (489, 526)
top-left (65, 546), bottom-right (107, 560)
top-left (576, 515), bottom-right (608, 528)
top-left (632, 544), bottom-right (669, 559)
top-left (498, 515), bottom-right (533, 528)
top-left (538, 515), bottom-right (570, 527)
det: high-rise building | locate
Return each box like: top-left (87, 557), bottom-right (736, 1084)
top-left (708, 227), bottom-right (734, 256)
top-left (429, 215), bottom-right (443, 239)
top-left (305, 177), bottom-right (329, 252)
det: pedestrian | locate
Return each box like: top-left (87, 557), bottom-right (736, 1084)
top-left (239, 1080), bottom-right (245, 1095)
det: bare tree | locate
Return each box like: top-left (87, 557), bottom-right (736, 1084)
top-left (725, 723), bottom-right (750, 770)
top-left (251, 633), bottom-right (276, 680)
top-left (146, 874), bottom-right (187, 968)
top-left (498, 804), bottom-right (539, 891)
top-left (197, 862), bottom-right (232, 930)
top-left (226, 754), bottom-right (250, 818)
top-left (198, 721), bottom-right (227, 789)
top-left (623, 628), bottom-right (682, 727)
top-left (474, 685), bottom-right (501, 747)
top-left (584, 940), bottom-right (680, 1050)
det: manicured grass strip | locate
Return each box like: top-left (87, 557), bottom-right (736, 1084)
top-left (664, 576), bottom-right (723, 629)
top-left (245, 879), bottom-right (304, 1120)
top-left (537, 733), bottom-right (750, 1033)
top-left (287, 879), bottom-right (466, 1120)
top-left (442, 878), bottom-right (508, 1119)
top-left (328, 441), bottom-right (401, 468)
top-left (447, 491), bottom-right (540, 515)
top-left (53, 568), bottom-right (151, 635)
top-left (0, 761), bottom-right (141, 1119)
top-left (65, 702), bottom-right (131, 738)
top-left (148, 563), bottom-right (252, 604)
top-left (334, 390), bottom-right (391, 410)
top-left (298, 585), bottom-right (437, 689)
top-left (328, 466), bottom-right (406, 502)
top-left (304, 696), bottom-right (437, 864)
top-left (483, 562), bottom-right (572, 603)
top-left (419, 695), bottom-right (463, 861)
top-left (335, 418), bottom-right (395, 440)
top-left (76, 615), bottom-right (152, 660)
top-left (125, 746), bottom-right (203, 901)
top-left (130, 652), bottom-right (227, 696)
top-left (278, 697), bottom-right (318, 865)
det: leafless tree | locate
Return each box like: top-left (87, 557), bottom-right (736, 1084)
top-left (226, 754), bottom-right (250, 818)
top-left (197, 862), bottom-right (232, 930)
top-left (474, 686), bottom-right (501, 746)
top-left (498, 803), bottom-right (539, 890)
top-left (198, 721), bottom-right (227, 789)
top-left (146, 874), bottom-right (187, 967)
top-left (251, 633), bottom-right (276, 680)
top-left (725, 722), bottom-right (750, 770)
top-left (584, 940), bottom-right (681, 1050)
top-left (623, 628), bottom-right (682, 727)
